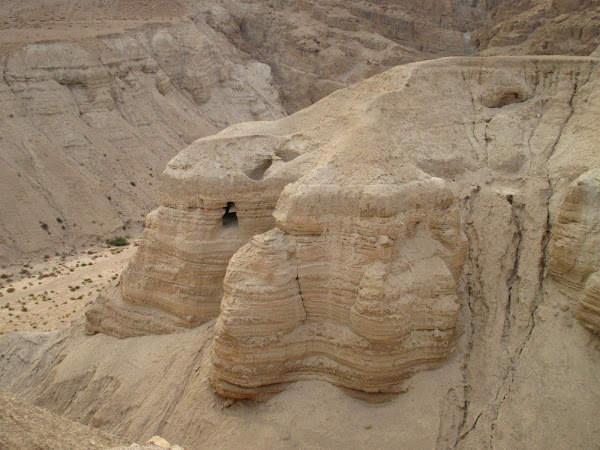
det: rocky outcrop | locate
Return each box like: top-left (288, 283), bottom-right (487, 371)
top-left (2, 55), bottom-right (600, 448)
top-left (85, 131), bottom-right (316, 336)
top-left (2, 0), bottom-right (600, 265)
top-left (474, 0), bottom-right (600, 56)
top-left (201, 0), bottom-right (491, 112)
top-left (85, 56), bottom-right (600, 408)
top-left (549, 169), bottom-right (600, 333)
top-left (0, 0), bottom-right (493, 265)
top-left (212, 173), bottom-right (467, 398)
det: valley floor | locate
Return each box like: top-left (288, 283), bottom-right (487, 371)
top-left (0, 243), bottom-right (136, 335)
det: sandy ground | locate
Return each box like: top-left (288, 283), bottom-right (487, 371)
top-left (0, 243), bottom-right (136, 335)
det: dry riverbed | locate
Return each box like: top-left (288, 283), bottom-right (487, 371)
top-left (0, 243), bottom-right (137, 335)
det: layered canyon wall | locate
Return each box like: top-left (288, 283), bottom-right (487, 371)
top-left (5, 0), bottom-right (600, 264)
top-left (85, 56), bottom-right (600, 407)
top-left (1, 55), bottom-right (600, 448)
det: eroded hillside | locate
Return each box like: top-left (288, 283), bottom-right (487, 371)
top-left (2, 56), bottom-right (599, 449)
top-left (2, 0), bottom-right (599, 266)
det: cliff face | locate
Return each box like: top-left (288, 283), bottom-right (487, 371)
top-left (549, 169), bottom-right (600, 334)
top-left (1, 0), bottom-right (599, 265)
top-left (212, 177), bottom-right (467, 398)
top-left (474, 0), bottom-right (600, 56)
top-left (84, 56), bottom-right (600, 411)
top-left (0, 15), bottom-right (285, 265)
top-left (2, 56), bottom-right (600, 449)
top-left (206, 0), bottom-right (489, 112)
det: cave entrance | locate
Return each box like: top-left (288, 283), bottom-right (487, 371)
top-left (222, 202), bottom-right (238, 228)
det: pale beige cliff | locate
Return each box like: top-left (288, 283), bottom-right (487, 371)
top-left (0, 12), bottom-right (285, 266)
top-left (474, 0), bottom-right (600, 56)
top-left (0, 55), bottom-right (580, 449)
top-left (0, 0), bottom-right (495, 266)
top-left (212, 158), bottom-right (467, 398)
top-left (549, 169), bottom-right (600, 333)
top-left (2, 0), bottom-right (600, 266)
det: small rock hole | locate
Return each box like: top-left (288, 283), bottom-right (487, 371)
top-left (245, 159), bottom-right (272, 181)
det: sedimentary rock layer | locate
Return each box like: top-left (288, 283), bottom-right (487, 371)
top-left (474, 0), bottom-right (600, 56)
top-left (209, 56), bottom-right (600, 398)
top-left (0, 17), bottom-right (285, 265)
top-left (86, 132), bottom-right (316, 336)
top-left (549, 169), bottom-right (600, 333)
top-left (3, 55), bottom-right (600, 447)
top-left (212, 172), bottom-right (467, 397)
top-left (86, 56), bottom-right (600, 400)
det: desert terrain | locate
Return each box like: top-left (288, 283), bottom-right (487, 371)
top-left (0, 242), bottom-right (135, 335)
top-left (0, 0), bottom-right (600, 449)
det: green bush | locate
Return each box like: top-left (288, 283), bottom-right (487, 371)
top-left (106, 236), bottom-right (129, 247)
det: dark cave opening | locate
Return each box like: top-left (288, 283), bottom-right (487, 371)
top-left (222, 202), bottom-right (238, 227)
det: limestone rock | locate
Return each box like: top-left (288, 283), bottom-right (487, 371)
top-left (212, 173), bottom-right (467, 398)
top-left (0, 8), bottom-right (285, 266)
top-left (86, 132), bottom-right (314, 336)
top-left (87, 56), bottom-right (600, 349)
top-left (207, 55), bottom-right (600, 399)
top-left (211, 0), bottom-right (490, 112)
top-left (474, 0), bottom-right (600, 56)
top-left (2, 0), bottom-right (600, 265)
top-left (2, 55), bottom-right (600, 448)
top-left (549, 169), bottom-right (600, 333)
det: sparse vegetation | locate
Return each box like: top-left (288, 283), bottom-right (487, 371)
top-left (106, 236), bottom-right (129, 247)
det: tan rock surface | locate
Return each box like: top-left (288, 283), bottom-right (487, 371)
top-left (0, 55), bottom-right (579, 447)
top-left (0, 1), bottom-right (285, 266)
top-left (474, 0), bottom-right (600, 56)
top-left (212, 171), bottom-right (467, 398)
top-left (1, 51), bottom-right (600, 449)
top-left (1, 0), bottom-right (600, 267)
top-left (549, 169), bottom-right (600, 333)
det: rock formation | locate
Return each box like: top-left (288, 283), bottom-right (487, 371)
top-left (549, 169), bottom-right (600, 333)
top-left (0, 14), bottom-right (285, 265)
top-left (206, 0), bottom-right (492, 112)
top-left (0, 0), bottom-right (497, 265)
top-left (1, 54), bottom-right (600, 448)
top-left (85, 131), bottom-right (315, 336)
top-left (82, 55), bottom-right (600, 408)
top-left (474, 0), bottom-right (600, 56)
top-left (2, 0), bottom-right (600, 265)
top-left (212, 164), bottom-right (467, 398)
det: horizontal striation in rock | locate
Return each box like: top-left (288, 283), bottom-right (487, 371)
top-left (86, 132), bottom-right (315, 337)
top-left (549, 168), bottom-right (600, 333)
top-left (211, 171), bottom-right (467, 398)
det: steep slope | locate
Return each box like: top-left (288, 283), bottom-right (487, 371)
top-left (474, 0), bottom-right (600, 56)
top-left (0, 388), bottom-right (125, 449)
top-left (2, 56), bottom-right (599, 448)
top-left (2, 0), bottom-right (600, 266)
top-left (0, 12), bottom-right (285, 266)
top-left (201, 0), bottom-right (492, 112)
